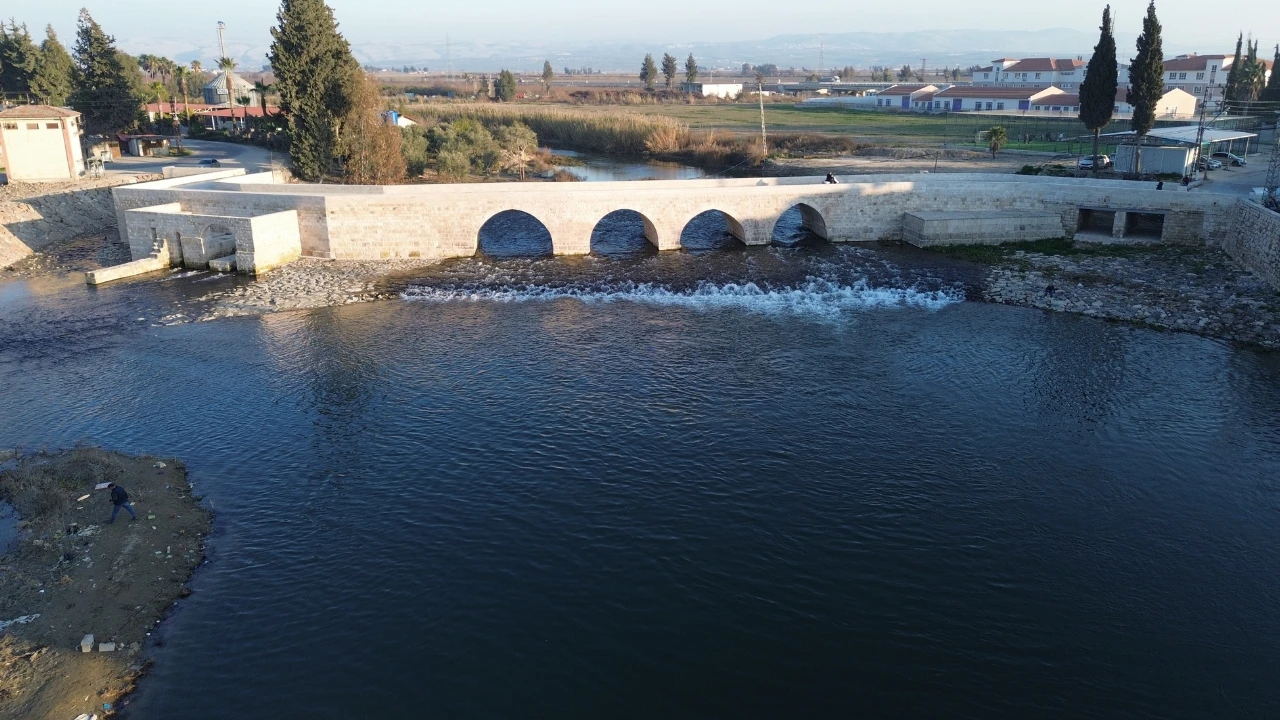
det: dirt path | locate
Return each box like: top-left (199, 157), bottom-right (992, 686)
top-left (0, 449), bottom-right (212, 720)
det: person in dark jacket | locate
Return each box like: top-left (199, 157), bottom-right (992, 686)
top-left (106, 483), bottom-right (138, 523)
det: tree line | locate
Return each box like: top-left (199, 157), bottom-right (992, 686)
top-left (636, 53), bottom-right (700, 91)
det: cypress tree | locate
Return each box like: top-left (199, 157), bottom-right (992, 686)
top-left (1078, 5), bottom-right (1118, 177)
top-left (1, 22), bottom-right (38, 95)
top-left (685, 53), bottom-right (699, 84)
top-left (541, 60), bottom-right (553, 91)
top-left (70, 10), bottom-right (141, 134)
top-left (269, 0), bottom-right (360, 181)
top-left (1242, 40), bottom-right (1264, 102)
top-left (1223, 34), bottom-right (1244, 109)
top-left (1262, 45), bottom-right (1280, 103)
top-left (661, 53), bottom-right (677, 90)
top-left (640, 54), bottom-right (657, 91)
top-left (1126, 0), bottom-right (1163, 177)
top-left (31, 25), bottom-right (74, 106)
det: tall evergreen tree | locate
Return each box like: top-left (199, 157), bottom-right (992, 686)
top-left (1, 22), bottom-right (39, 95)
top-left (1078, 5), bottom-right (1118, 177)
top-left (1262, 45), bottom-right (1280, 103)
top-left (661, 53), bottom-right (677, 90)
top-left (685, 53), bottom-right (699, 84)
top-left (496, 69), bottom-right (516, 101)
top-left (640, 54), bottom-right (657, 91)
top-left (1241, 39), bottom-right (1265, 102)
top-left (1126, 0), bottom-right (1163, 177)
top-left (31, 25), bottom-right (73, 106)
top-left (70, 10), bottom-right (140, 133)
top-left (541, 60), bottom-right (553, 91)
top-left (1223, 34), bottom-right (1244, 109)
top-left (269, 0), bottom-right (360, 181)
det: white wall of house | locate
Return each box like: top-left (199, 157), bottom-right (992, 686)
top-left (0, 117), bottom-right (83, 181)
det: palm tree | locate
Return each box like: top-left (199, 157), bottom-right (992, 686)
top-left (253, 81), bottom-right (273, 129)
top-left (236, 95), bottom-right (252, 131)
top-left (987, 125), bottom-right (1008, 158)
top-left (217, 57), bottom-right (237, 131)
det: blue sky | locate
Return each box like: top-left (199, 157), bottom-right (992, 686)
top-left (21, 0), bottom-right (1279, 59)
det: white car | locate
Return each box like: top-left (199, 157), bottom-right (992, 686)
top-left (1211, 152), bottom-right (1246, 167)
top-left (1078, 155), bottom-right (1111, 169)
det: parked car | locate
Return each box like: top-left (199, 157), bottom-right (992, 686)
top-left (198, 158), bottom-right (221, 167)
top-left (1210, 151), bottom-right (1246, 166)
top-left (1078, 154), bottom-right (1112, 169)
top-left (1197, 157), bottom-right (1223, 170)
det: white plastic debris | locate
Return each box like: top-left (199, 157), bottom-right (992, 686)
top-left (0, 614), bottom-right (40, 631)
top-left (98, 642), bottom-right (116, 652)
top-left (153, 462), bottom-right (166, 469)
top-left (77, 494), bottom-right (91, 502)
top-left (80, 634), bottom-right (94, 652)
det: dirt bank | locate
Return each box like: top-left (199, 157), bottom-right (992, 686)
top-left (0, 449), bottom-right (212, 720)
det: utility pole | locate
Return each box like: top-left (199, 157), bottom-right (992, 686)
top-left (819, 36), bottom-right (825, 76)
top-left (758, 81), bottom-right (768, 156)
top-left (921, 59), bottom-right (927, 81)
top-left (1192, 84), bottom-right (1209, 180)
top-left (446, 34), bottom-right (453, 82)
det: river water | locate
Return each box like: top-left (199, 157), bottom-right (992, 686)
top-left (1, 214), bottom-right (1279, 719)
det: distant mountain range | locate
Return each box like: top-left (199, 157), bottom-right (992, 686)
top-left (123, 28), bottom-right (1185, 75)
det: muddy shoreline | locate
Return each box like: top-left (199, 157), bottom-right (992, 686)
top-left (0, 450), bottom-right (212, 720)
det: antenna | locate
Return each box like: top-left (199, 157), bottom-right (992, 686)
top-left (819, 36), bottom-right (825, 74)
top-left (217, 21), bottom-right (228, 61)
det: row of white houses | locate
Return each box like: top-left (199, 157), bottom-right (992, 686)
top-left (805, 82), bottom-right (1200, 118)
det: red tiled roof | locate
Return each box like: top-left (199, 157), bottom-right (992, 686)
top-left (195, 107), bottom-right (280, 118)
top-left (879, 84), bottom-right (934, 95)
top-left (145, 102), bottom-right (217, 113)
top-left (1003, 58), bottom-right (1083, 73)
top-left (935, 86), bottom-right (1065, 100)
top-left (0, 104), bottom-right (79, 119)
top-left (1161, 55), bottom-right (1228, 71)
top-left (1034, 94), bottom-right (1080, 106)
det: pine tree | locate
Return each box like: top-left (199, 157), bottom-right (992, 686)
top-left (1242, 39), bottom-right (1265, 102)
top-left (661, 53), bottom-right (677, 90)
top-left (30, 25), bottom-right (72, 105)
top-left (1125, 0), bottom-right (1163, 177)
top-left (640, 54), bottom-right (657, 91)
top-left (1262, 45), bottom-right (1280, 103)
top-left (70, 10), bottom-right (140, 134)
top-left (1223, 34), bottom-right (1244, 109)
top-left (1079, 5), bottom-right (1118, 177)
top-left (269, 0), bottom-right (360, 181)
top-left (685, 53), bottom-right (699, 84)
top-left (1, 22), bottom-right (39, 95)
top-left (541, 60), bottom-right (553, 91)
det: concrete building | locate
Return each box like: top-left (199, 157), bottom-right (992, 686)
top-left (1113, 87), bottom-right (1199, 118)
top-left (681, 82), bottom-right (744, 99)
top-left (0, 105), bottom-right (85, 182)
top-left (1160, 53), bottom-right (1271, 111)
top-left (972, 58), bottom-right (1085, 89)
top-left (932, 86), bottom-right (1064, 112)
top-left (202, 71), bottom-right (258, 107)
top-left (872, 84), bottom-right (941, 109)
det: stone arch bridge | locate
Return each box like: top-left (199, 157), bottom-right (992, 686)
top-left (105, 170), bottom-right (1234, 276)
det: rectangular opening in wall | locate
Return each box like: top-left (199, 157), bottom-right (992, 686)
top-left (1077, 209), bottom-right (1115, 233)
top-left (1125, 212), bottom-right (1165, 240)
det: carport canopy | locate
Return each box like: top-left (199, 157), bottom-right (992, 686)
top-left (1094, 125), bottom-right (1258, 145)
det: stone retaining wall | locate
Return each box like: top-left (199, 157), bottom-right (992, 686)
top-left (1223, 200), bottom-right (1280, 287)
top-left (0, 184), bottom-right (125, 269)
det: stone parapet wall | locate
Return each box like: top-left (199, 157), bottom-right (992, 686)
top-left (1223, 201), bottom-right (1280, 287)
top-left (111, 173), bottom-right (1237, 266)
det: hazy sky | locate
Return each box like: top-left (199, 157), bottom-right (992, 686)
top-left (22, 0), bottom-right (1279, 55)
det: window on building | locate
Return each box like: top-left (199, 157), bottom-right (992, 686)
top-left (1194, 86), bottom-right (1202, 93)
top-left (1179, 72), bottom-right (1187, 80)
top-left (996, 102), bottom-right (1005, 110)
top-left (983, 73), bottom-right (990, 79)
top-left (1035, 73), bottom-right (1041, 79)
top-left (1168, 72), bottom-right (1177, 79)
top-left (1073, 106), bottom-right (1079, 111)
top-left (45, 123), bottom-right (58, 129)
top-left (1196, 72), bottom-right (1204, 80)
top-left (1, 123), bottom-right (15, 130)
top-left (25, 123), bottom-right (38, 130)
top-left (986, 102), bottom-right (993, 110)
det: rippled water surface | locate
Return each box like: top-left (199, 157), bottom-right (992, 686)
top-left (1, 222), bottom-right (1279, 719)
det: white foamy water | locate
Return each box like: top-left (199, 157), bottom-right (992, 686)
top-left (402, 278), bottom-right (964, 318)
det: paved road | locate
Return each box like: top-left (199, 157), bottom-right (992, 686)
top-left (105, 140), bottom-right (279, 177)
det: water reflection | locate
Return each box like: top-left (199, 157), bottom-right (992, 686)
top-left (551, 150), bottom-right (706, 182)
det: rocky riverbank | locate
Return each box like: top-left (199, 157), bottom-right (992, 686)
top-left (977, 243), bottom-right (1280, 350)
top-left (0, 449), bottom-right (212, 720)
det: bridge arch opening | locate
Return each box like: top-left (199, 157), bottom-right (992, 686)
top-left (680, 210), bottom-right (746, 252)
top-left (477, 210), bottom-right (554, 258)
top-left (590, 210), bottom-right (659, 257)
top-left (771, 203), bottom-right (830, 247)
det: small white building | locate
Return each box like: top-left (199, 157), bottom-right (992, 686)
top-left (681, 82), bottom-right (743, 99)
top-left (871, 84), bottom-right (940, 110)
top-left (0, 105), bottom-right (85, 182)
top-left (932, 85), bottom-right (1065, 112)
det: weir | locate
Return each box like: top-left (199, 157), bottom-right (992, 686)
top-left (92, 168), bottom-right (1263, 284)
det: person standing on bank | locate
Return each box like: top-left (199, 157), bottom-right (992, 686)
top-left (107, 483), bottom-right (138, 523)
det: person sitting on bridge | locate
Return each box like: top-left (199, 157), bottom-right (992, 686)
top-left (824, 173), bottom-right (839, 185)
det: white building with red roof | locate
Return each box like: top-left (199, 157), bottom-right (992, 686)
top-left (0, 105), bottom-right (84, 182)
top-left (972, 58), bottom-right (1086, 89)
